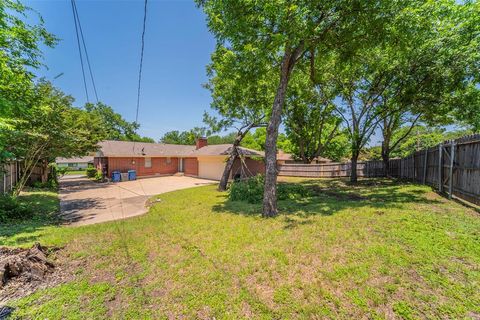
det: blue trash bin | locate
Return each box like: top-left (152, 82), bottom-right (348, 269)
top-left (112, 171), bottom-right (121, 182)
top-left (128, 170), bottom-right (137, 181)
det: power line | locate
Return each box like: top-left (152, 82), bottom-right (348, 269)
top-left (71, 0), bottom-right (89, 102)
top-left (135, 0), bottom-right (148, 125)
top-left (72, 0), bottom-right (99, 103)
top-left (132, 0), bottom-right (148, 156)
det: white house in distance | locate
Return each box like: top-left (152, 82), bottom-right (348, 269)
top-left (56, 156), bottom-right (94, 170)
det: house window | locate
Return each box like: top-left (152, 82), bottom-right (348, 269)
top-left (166, 157), bottom-right (171, 164)
top-left (68, 163), bottom-right (77, 167)
top-left (145, 157), bottom-right (152, 168)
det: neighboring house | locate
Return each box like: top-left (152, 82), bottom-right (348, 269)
top-left (56, 156), bottom-right (94, 170)
top-left (94, 138), bottom-right (266, 181)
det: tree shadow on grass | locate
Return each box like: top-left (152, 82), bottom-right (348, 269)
top-left (0, 191), bottom-right (61, 246)
top-left (212, 178), bottom-right (443, 229)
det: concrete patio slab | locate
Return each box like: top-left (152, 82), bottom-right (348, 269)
top-left (59, 175), bottom-right (214, 226)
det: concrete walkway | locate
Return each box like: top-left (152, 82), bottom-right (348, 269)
top-left (59, 175), bottom-right (214, 226)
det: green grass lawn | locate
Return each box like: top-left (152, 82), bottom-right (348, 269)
top-left (2, 178), bottom-right (479, 319)
top-left (0, 189), bottom-right (61, 246)
top-left (63, 170), bottom-right (87, 175)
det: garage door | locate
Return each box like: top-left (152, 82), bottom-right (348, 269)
top-left (198, 159), bottom-right (225, 180)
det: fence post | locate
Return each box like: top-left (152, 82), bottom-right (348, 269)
top-left (438, 144), bottom-right (443, 192)
top-left (423, 149), bottom-right (428, 184)
top-left (448, 142), bottom-right (455, 199)
top-left (10, 163), bottom-right (13, 192)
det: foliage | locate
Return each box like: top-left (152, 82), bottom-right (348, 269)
top-left (94, 170), bottom-right (103, 182)
top-left (228, 175), bottom-right (265, 203)
top-left (0, 0), bottom-right (57, 163)
top-left (207, 132), bottom-right (236, 145)
top-left (0, 195), bottom-right (33, 223)
top-left (3, 81), bottom-right (105, 196)
top-left (83, 102), bottom-right (154, 142)
top-left (54, 165), bottom-right (69, 177)
top-left (160, 127), bottom-right (208, 145)
top-left (86, 167), bottom-right (97, 178)
top-left (229, 175), bottom-right (309, 203)
top-left (283, 73), bottom-right (349, 162)
top-left (375, 0), bottom-right (480, 166)
top-left (32, 179), bottom-right (57, 190)
top-left (241, 128), bottom-right (292, 153)
top-left (203, 45), bottom-right (272, 134)
top-left (390, 126), bottom-right (472, 158)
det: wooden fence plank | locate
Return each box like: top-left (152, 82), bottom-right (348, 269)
top-left (277, 134), bottom-right (479, 207)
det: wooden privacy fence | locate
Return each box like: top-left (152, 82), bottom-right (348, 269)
top-left (277, 134), bottom-right (480, 206)
top-left (278, 160), bottom-right (385, 178)
top-left (388, 134), bottom-right (480, 206)
top-left (0, 161), bottom-right (20, 194)
top-left (0, 160), bottom-right (49, 194)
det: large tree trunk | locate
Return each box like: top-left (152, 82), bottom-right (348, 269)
top-left (263, 46), bottom-right (302, 217)
top-left (381, 147), bottom-right (390, 177)
top-left (350, 154), bottom-right (359, 183)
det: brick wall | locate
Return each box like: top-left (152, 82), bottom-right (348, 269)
top-left (107, 157), bottom-right (179, 177)
top-left (231, 157), bottom-right (265, 178)
top-left (183, 157), bottom-right (198, 176)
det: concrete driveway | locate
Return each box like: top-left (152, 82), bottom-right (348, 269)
top-left (59, 175), bottom-right (214, 226)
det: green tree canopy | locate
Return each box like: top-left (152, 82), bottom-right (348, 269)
top-left (84, 102), bottom-right (154, 143)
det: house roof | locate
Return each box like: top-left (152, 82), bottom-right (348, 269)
top-left (191, 144), bottom-right (264, 157)
top-left (277, 150), bottom-right (294, 161)
top-left (56, 156), bottom-right (94, 164)
top-left (96, 140), bottom-right (196, 157)
top-left (95, 140), bottom-right (265, 158)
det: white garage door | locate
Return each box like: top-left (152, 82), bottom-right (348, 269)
top-left (198, 159), bottom-right (225, 180)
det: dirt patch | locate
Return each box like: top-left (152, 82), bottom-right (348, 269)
top-left (0, 243), bottom-right (71, 304)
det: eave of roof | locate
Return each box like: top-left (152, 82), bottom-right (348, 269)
top-left (96, 140), bottom-right (266, 158)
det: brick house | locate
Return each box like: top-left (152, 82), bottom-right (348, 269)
top-left (94, 138), bottom-right (266, 181)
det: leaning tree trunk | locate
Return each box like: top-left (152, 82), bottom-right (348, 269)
top-left (218, 122), bottom-right (257, 191)
top-left (218, 148), bottom-right (239, 191)
top-left (263, 48), bottom-right (301, 217)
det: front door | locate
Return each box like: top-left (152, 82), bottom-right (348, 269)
top-left (179, 158), bottom-right (184, 172)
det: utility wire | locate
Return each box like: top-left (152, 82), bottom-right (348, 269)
top-left (72, 0), bottom-right (99, 103)
top-left (135, 0), bottom-right (148, 126)
top-left (71, 0), bottom-right (89, 102)
top-left (132, 0), bottom-right (148, 155)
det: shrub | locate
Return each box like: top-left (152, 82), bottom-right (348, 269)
top-left (0, 195), bottom-right (33, 223)
top-left (86, 167), bottom-right (97, 178)
top-left (228, 175), bottom-right (310, 203)
top-left (94, 170), bottom-right (104, 182)
top-left (32, 179), bottom-right (58, 190)
top-left (56, 166), bottom-right (68, 177)
top-left (229, 175), bottom-right (265, 203)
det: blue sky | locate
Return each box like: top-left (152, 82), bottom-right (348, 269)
top-left (26, 0), bottom-right (216, 141)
